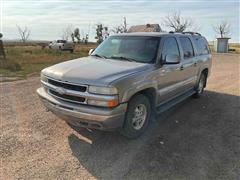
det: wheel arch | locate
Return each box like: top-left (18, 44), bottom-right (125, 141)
top-left (128, 87), bottom-right (157, 108)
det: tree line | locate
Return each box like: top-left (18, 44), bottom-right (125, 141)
top-left (16, 11), bottom-right (231, 43)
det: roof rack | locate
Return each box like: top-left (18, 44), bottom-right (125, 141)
top-left (183, 31), bottom-right (201, 36)
top-left (168, 31), bottom-right (201, 36)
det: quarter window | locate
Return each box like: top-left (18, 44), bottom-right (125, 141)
top-left (161, 37), bottom-right (180, 62)
top-left (193, 36), bottom-right (210, 55)
top-left (179, 37), bottom-right (194, 58)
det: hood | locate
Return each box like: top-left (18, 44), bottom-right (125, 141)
top-left (42, 56), bottom-right (151, 86)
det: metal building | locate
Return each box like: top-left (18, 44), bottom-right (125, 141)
top-left (216, 38), bottom-right (230, 53)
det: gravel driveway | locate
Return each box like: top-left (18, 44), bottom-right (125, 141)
top-left (1, 53), bottom-right (240, 179)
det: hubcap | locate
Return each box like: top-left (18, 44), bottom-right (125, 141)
top-left (198, 76), bottom-right (205, 93)
top-left (132, 104), bottom-right (147, 130)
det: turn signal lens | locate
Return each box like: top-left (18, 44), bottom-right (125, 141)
top-left (88, 99), bottom-right (119, 107)
top-left (107, 99), bottom-right (119, 107)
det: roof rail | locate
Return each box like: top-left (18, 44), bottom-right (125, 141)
top-left (182, 31), bottom-right (201, 36)
top-left (169, 31), bottom-right (182, 34)
top-left (168, 31), bottom-right (201, 36)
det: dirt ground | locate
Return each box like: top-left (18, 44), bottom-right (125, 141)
top-left (1, 53), bottom-right (240, 179)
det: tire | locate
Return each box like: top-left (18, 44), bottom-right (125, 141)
top-left (193, 73), bottom-right (207, 98)
top-left (120, 94), bottom-right (151, 139)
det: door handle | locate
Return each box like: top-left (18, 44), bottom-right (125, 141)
top-left (180, 65), bottom-right (184, 70)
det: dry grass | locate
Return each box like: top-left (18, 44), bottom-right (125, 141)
top-left (208, 43), bottom-right (240, 53)
top-left (0, 43), bottom-right (97, 77)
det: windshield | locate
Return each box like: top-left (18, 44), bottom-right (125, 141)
top-left (92, 36), bottom-right (160, 63)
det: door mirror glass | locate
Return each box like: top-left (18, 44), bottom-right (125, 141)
top-left (165, 54), bottom-right (180, 64)
top-left (89, 49), bottom-right (95, 55)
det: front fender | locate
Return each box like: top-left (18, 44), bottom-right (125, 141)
top-left (121, 80), bottom-right (158, 102)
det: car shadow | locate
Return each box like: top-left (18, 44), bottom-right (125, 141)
top-left (67, 90), bottom-right (240, 179)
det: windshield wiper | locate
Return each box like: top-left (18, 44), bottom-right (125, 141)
top-left (91, 54), bottom-right (107, 59)
top-left (110, 56), bottom-right (137, 62)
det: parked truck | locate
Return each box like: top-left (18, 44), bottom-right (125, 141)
top-left (49, 40), bottom-right (74, 53)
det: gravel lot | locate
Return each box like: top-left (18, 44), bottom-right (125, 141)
top-left (1, 53), bottom-right (240, 179)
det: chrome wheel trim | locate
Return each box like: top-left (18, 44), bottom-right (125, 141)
top-left (132, 104), bottom-right (147, 130)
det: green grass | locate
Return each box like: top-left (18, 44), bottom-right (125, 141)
top-left (0, 44), bottom-right (97, 78)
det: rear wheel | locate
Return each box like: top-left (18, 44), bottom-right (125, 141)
top-left (193, 73), bottom-right (207, 98)
top-left (120, 94), bottom-right (151, 139)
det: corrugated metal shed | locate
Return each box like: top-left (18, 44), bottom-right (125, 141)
top-left (217, 38), bottom-right (230, 53)
top-left (127, 24), bottom-right (162, 33)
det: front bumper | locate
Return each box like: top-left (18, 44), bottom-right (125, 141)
top-left (37, 87), bottom-right (127, 130)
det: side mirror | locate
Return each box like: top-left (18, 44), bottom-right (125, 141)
top-left (89, 49), bottom-right (95, 55)
top-left (165, 54), bottom-right (180, 64)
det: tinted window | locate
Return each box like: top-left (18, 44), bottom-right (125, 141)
top-left (193, 36), bottom-right (209, 55)
top-left (161, 37), bottom-right (180, 62)
top-left (57, 40), bottom-right (67, 43)
top-left (179, 37), bottom-right (194, 58)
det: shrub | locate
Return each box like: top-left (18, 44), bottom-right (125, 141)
top-left (0, 59), bottom-right (21, 71)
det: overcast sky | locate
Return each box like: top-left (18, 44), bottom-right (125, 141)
top-left (2, 0), bottom-right (239, 42)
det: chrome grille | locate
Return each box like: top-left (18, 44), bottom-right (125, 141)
top-left (41, 76), bottom-right (118, 106)
top-left (48, 79), bottom-right (87, 92)
top-left (49, 89), bottom-right (85, 104)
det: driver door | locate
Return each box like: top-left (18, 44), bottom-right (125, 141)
top-left (157, 37), bottom-right (185, 105)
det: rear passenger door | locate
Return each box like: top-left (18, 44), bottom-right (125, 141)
top-left (178, 37), bottom-right (198, 90)
top-left (192, 36), bottom-right (211, 76)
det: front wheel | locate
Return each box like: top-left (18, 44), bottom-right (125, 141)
top-left (120, 94), bottom-right (151, 139)
top-left (193, 73), bottom-right (207, 98)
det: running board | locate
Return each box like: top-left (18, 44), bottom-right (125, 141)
top-left (156, 90), bottom-right (195, 114)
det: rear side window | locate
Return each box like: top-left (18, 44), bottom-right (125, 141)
top-left (57, 40), bottom-right (67, 43)
top-left (161, 37), bottom-right (180, 61)
top-left (179, 37), bottom-right (194, 59)
top-left (193, 37), bottom-right (210, 55)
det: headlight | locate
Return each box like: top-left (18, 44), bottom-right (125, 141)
top-left (88, 86), bottom-right (118, 95)
top-left (41, 74), bottom-right (48, 82)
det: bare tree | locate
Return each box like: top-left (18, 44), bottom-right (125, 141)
top-left (112, 26), bottom-right (124, 34)
top-left (123, 17), bottom-right (127, 33)
top-left (61, 25), bottom-right (73, 41)
top-left (103, 26), bottom-right (109, 40)
top-left (213, 21), bottom-right (231, 38)
top-left (17, 25), bottom-right (31, 43)
top-left (112, 17), bottom-right (128, 34)
top-left (163, 11), bottom-right (194, 32)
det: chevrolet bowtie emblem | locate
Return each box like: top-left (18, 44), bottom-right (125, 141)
top-left (55, 87), bottom-right (66, 95)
